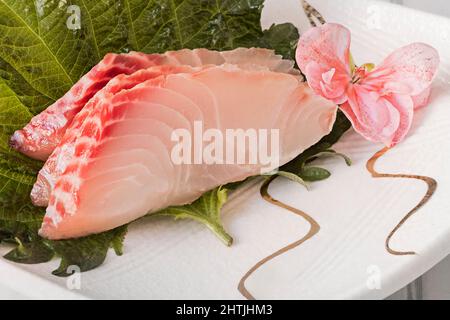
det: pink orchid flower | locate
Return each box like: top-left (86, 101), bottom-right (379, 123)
top-left (296, 23), bottom-right (440, 147)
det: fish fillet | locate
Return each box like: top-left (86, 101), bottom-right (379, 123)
top-left (31, 65), bottom-right (203, 207)
top-left (11, 48), bottom-right (297, 160)
top-left (39, 65), bottom-right (336, 239)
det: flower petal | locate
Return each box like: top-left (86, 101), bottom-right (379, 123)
top-left (305, 62), bottom-right (349, 104)
top-left (296, 23), bottom-right (352, 104)
top-left (340, 85), bottom-right (413, 146)
top-left (412, 86), bottom-right (431, 110)
top-left (386, 94), bottom-right (415, 146)
top-left (363, 43), bottom-right (440, 96)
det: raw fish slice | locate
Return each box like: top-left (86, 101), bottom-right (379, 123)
top-left (168, 48), bottom-right (297, 74)
top-left (164, 49), bottom-right (207, 66)
top-left (103, 85), bottom-right (205, 196)
top-left (101, 117), bottom-right (185, 179)
top-left (162, 74), bottom-right (220, 129)
top-left (220, 48), bottom-right (298, 75)
top-left (84, 151), bottom-right (169, 198)
top-left (35, 82), bottom-right (202, 206)
top-left (91, 135), bottom-right (173, 179)
top-left (40, 65), bottom-right (337, 239)
top-left (272, 86), bottom-right (334, 158)
top-left (12, 48), bottom-right (295, 160)
top-left (92, 101), bottom-right (192, 182)
top-left (189, 64), bottom-right (298, 130)
top-left (190, 49), bottom-right (225, 65)
top-left (31, 66), bottom-right (198, 207)
top-left (33, 64), bottom-right (223, 208)
top-left (10, 52), bottom-right (164, 160)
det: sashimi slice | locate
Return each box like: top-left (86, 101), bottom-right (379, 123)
top-left (39, 65), bottom-right (337, 239)
top-left (11, 48), bottom-right (296, 160)
top-left (10, 52), bottom-right (164, 160)
top-left (167, 48), bottom-right (299, 75)
top-left (31, 65), bottom-right (202, 207)
top-left (220, 48), bottom-right (299, 75)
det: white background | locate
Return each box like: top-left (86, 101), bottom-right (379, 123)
top-left (384, 0), bottom-right (450, 17)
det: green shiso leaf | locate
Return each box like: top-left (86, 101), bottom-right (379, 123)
top-left (260, 23), bottom-right (300, 60)
top-left (282, 111), bottom-right (352, 171)
top-left (278, 111), bottom-right (352, 184)
top-left (312, 150), bottom-right (352, 167)
top-left (264, 170), bottom-right (310, 190)
top-left (300, 167), bottom-right (331, 182)
top-left (4, 237), bottom-right (54, 264)
top-left (0, 0), bottom-right (303, 275)
top-left (47, 225), bottom-right (129, 277)
top-left (153, 187), bottom-right (233, 246)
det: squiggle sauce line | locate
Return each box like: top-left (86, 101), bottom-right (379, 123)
top-left (238, 176), bottom-right (320, 300)
top-left (367, 147), bottom-right (437, 256)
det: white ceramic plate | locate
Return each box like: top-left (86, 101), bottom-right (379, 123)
top-left (1, 0), bottom-right (450, 299)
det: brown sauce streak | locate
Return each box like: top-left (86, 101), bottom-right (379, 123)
top-left (238, 176), bottom-right (320, 300)
top-left (367, 147), bottom-right (437, 255)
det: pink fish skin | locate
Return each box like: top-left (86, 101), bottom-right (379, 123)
top-left (39, 65), bottom-right (337, 240)
top-left (11, 49), bottom-right (296, 161)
